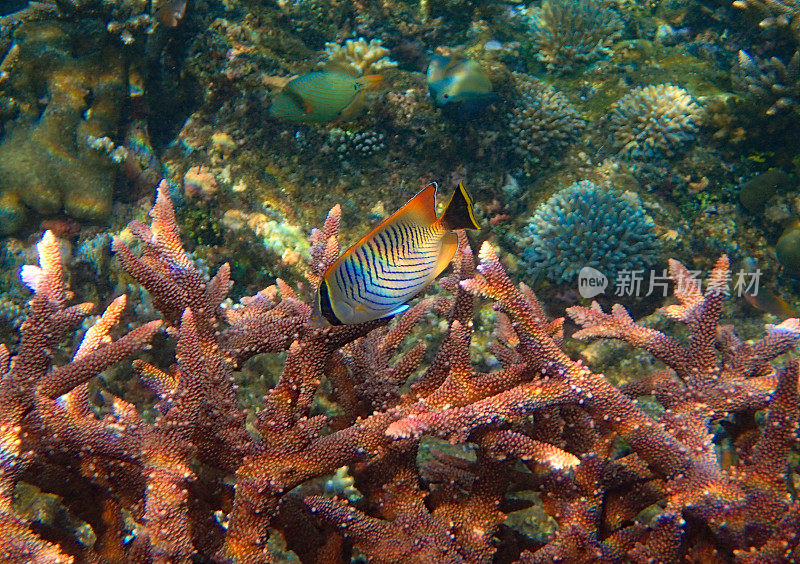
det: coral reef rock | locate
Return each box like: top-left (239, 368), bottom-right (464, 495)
top-left (0, 21), bottom-right (127, 234)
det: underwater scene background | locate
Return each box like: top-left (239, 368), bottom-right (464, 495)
top-left (0, 0), bottom-right (799, 561)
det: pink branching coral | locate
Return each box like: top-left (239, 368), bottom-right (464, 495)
top-left (0, 181), bottom-right (797, 562)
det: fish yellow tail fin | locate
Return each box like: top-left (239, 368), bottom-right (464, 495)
top-left (440, 182), bottom-right (480, 231)
top-left (361, 74), bottom-right (384, 89)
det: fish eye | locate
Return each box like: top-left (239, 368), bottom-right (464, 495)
top-left (443, 94), bottom-right (449, 98)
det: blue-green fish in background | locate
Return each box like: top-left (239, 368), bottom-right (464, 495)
top-left (269, 70), bottom-right (383, 123)
top-left (426, 55), bottom-right (497, 117)
top-left (319, 182), bottom-right (481, 325)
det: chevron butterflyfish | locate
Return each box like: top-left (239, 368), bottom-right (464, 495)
top-left (319, 182), bottom-right (480, 325)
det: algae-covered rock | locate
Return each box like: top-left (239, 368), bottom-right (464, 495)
top-left (739, 168), bottom-right (793, 213)
top-left (777, 221), bottom-right (800, 278)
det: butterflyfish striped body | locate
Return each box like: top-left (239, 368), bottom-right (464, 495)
top-left (319, 182), bottom-right (480, 325)
top-left (269, 70), bottom-right (383, 123)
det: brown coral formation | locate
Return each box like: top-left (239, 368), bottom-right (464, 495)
top-left (0, 21), bottom-right (126, 234)
top-left (0, 181), bottom-right (797, 562)
top-left (506, 72), bottom-right (585, 173)
top-left (603, 83), bottom-right (705, 159)
top-left (736, 49), bottom-right (800, 116)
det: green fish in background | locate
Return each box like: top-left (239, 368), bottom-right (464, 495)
top-left (426, 55), bottom-right (498, 118)
top-left (269, 70), bottom-right (383, 123)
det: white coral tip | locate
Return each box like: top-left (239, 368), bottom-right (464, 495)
top-left (20, 265), bottom-right (44, 292)
top-left (766, 318), bottom-right (800, 336)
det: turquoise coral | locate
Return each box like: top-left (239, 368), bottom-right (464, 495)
top-left (520, 180), bottom-right (658, 283)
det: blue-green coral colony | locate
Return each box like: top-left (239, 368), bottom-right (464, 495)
top-left (521, 180), bottom-right (658, 282)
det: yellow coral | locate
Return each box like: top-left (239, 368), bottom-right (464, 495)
top-left (322, 38), bottom-right (397, 76)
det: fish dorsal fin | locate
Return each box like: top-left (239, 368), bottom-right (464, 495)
top-left (323, 183), bottom-right (439, 276)
top-left (439, 182), bottom-right (480, 231)
top-left (386, 182), bottom-right (439, 225)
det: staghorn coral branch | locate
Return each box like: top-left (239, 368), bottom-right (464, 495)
top-left (307, 203), bottom-right (341, 287)
top-left (2, 179), bottom-right (799, 562)
top-left (569, 302), bottom-right (690, 375)
top-left (687, 256), bottom-right (729, 377)
top-left (461, 243), bottom-right (568, 369)
top-left (0, 229), bottom-right (161, 561)
top-left (37, 320), bottom-right (162, 399)
top-left (0, 511), bottom-right (76, 563)
top-left (464, 243), bottom-right (714, 484)
top-left (387, 377), bottom-right (576, 442)
top-left (745, 360), bottom-right (799, 490)
top-left (480, 428), bottom-right (580, 470)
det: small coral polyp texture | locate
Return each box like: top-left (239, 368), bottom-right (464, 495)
top-left (604, 83), bottom-right (704, 159)
top-left (506, 72), bottom-right (585, 172)
top-left (521, 180), bottom-right (658, 283)
top-left (530, 0), bottom-right (623, 72)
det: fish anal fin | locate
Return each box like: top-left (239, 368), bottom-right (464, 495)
top-left (338, 89), bottom-right (365, 121)
top-left (434, 232), bottom-right (459, 278)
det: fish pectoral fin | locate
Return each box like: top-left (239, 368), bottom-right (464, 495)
top-left (434, 232), bottom-right (459, 278)
top-left (361, 74), bottom-right (384, 89)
